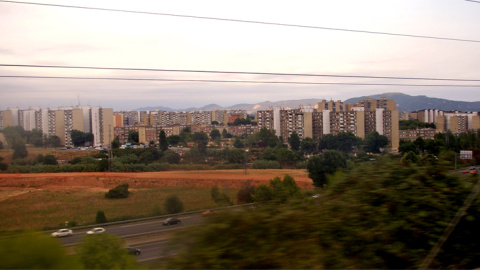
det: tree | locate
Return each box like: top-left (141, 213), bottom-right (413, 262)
top-left (127, 131), bottom-right (139, 143)
top-left (276, 148), bottom-right (298, 167)
top-left (319, 132), bottom-right (361, 153)
top-left (105, 184), bottom-right (130, 199)
top-left (43, 154), bottom-right (57, 165)
top-left (77, 233), bottom-right (141, 269)
top-left (159, 130), bottom-right (168, 151)
top-left (399, 140), bottom-right (419, 155)
top-left (253, 174), bottom-right (302, 204)
top-left (167, 135), bottom-right (181, 146)
top-left (164, 195), bottom-right (184, 214)
top-left (192, 132), bottom-right (209, 154)
top-left (233, 137), bottom-right (244, 148)
top-left (12, 141), bottom-right (28, 160)
top-left (111, 136), bottom-right (120, 149)
top-left (0, 141), bottom-right (3, 149)
top-left (95, 210), bottom-right (107, 224)
top-left (0, 232), bottom-right (79, 269)
top-left (71, 129), bottom-right (93, 147)
top-left (0, 157), bottom-right (7, 171)
top-left (224, 148), bottom-right (245, 164)
top-left (237, 181), bottom-right (255, 203)
top-left (46, 135), bottom-right (61, 147)
top-left (363, 131), bottom-right (389, 153)
top-left (288, 132), bottom-right (301, 151)
top-left (306, 150), bottom-right (346, 187)
top-left (1, 126), bottom-right (25, 145)
top-left (210, 129), bottom-right (221, 143)
top-left (161, 149), bottom-right (181, 164)
top-left (210, 186), bottom-right (232, 205)
top-left (300, 137), bottom-right (317, 154)
top-left (26, 128), bottom-right (44, 147)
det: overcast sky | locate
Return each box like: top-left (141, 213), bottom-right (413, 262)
top-left (1, 0), bottom-right (480, 111)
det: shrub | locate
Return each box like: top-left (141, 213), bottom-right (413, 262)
top-left (95, 210), bottom-right (107, 224)
top-left (164, 195), bottom-right (184, 214)
top-left (105, 184), bottom-right (130, 199)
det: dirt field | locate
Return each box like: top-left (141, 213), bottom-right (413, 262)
top-left (0, 169), bottom-right (314, 200)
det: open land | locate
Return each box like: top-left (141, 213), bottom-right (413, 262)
top-left (0, 170), bottom-right (314, 231)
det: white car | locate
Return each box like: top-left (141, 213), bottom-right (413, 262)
top-left (86, 227), bottom-right (105, 235)
top-left (51, 229), bottom-right (73, 237)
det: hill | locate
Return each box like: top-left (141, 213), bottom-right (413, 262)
top-left (135, 93), bottom-right (480, 113)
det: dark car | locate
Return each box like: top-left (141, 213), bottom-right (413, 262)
top-left (162, 217), bottom-right (181, 225)
top-left (126, 247), bottom-right (141, 255)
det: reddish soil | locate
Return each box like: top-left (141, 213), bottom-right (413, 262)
top-left (0, 170), bottom-right (315, 192)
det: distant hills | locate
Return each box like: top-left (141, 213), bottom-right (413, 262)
top-left (135, 92), bottom-right (480, 113)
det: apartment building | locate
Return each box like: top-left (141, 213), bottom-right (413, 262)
top-left (399, 128), bottom-right (436, 141)
top-left (255, 98), bottom-right (399, 151)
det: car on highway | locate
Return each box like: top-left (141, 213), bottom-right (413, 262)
top-left (202, 209), bottom-right (217, 216)
top-left (86, 227), bottom-right (105, 235)
top-left (162, 217), bottom-right (181, 225)
top-left (126, 246), bottom-right (141, 255)
top-left (51, 229), bottom-right (73, 237)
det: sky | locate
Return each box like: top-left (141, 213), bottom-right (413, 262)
top-left (1, 0), bottom-right (480, 111)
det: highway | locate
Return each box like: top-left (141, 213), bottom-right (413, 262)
top-left (51, 207), bottom-right (243, 263)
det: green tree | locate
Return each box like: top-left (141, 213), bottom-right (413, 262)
top-left (210, 186), bottom-right (232, 205)
top-left (164, 195), bottom-right (184, 214)
top-left (1, 126), bottom-right (25, 145)
top-left (128, 131), bottom-right (139, 143)
top-left (0, 140), bottom-right (3, 149)
top-left (399, 140), bottom-right (419, 155)
top-left (253, 174), bottom-right (302, 204)
top-left (105, 184), bottom-right (130, 199)
top-left (12, 141), bottom-right (28, 160)
top-left (0, 157), bottom-right (7, 171)
top-left (192, 132), bottom-right (209, 154)
top-left (237, 181), bottom-right (255, 203)
top-left (71, 129), bottom-right (93, 147)
top-left (0, 232), bottom-right (79, 269)
top-left (363, 131), bottom-right (389, 153)
top-left (77, 233), bottom-right (141, 269)
top-left (159, 130), bottom-right (168, 151)
top-left (210, 129), bottom-right (221, 143)
top-left (233, 137), bottom-right (244, 148)
top-left (161, 149), bottom-right (181, 164)
top-left (43, 154), bottom-right (57, 165)
top-left (300, 137), bottom-right (317, 154)
top-left (26, 128), bottom-right (44, 147)
top-left (47, 135), bottom-right (61, 147)
top-left (306, 150), bottom-right (346, 187)
top-left (95, 210), bottom-right (107, 224)
top-left (276, 148), bottom-right (297, 167)
top-left (111, 136), bottom-right (120, 149)
top-left (288, 132), bottom-right (301, 151)
top-left (167, 135), bottom-right (181, 146)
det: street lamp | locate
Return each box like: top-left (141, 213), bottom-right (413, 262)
top-left (244, 149), bottom-right (249, 175)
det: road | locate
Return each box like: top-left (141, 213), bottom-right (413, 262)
top-left (51, 208), bottom-right (237, 263)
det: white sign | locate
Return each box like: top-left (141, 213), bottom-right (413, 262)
top-left (460, 150), bottom-right (473, 160)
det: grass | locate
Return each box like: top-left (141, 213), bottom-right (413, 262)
top-left (0, 186), bottom-right (240, 231)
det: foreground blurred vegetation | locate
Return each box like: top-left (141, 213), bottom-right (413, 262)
top-left (163, 158), bottom-right (480, 269)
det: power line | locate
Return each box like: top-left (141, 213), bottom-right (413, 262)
top-left (1, 64), bottom-right (480, 82)
top-left (1, 0), bottom-right (479, 44)
top-left (465, 0), bottom-right (480, 3)
top-left (2, 75), bottom-right (480, 87)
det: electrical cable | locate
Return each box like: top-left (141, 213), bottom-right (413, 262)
top-left (1, 64), bottom-right (480, 82)
top-left (2, 75), bottom-right (480, 87)
top-left (0, 0), bottom-right (479, 43)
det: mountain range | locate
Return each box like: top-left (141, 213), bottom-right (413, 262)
top-left (135, 92), bottom-right (480, 113)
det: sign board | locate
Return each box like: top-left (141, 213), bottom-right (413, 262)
top-left (460, 150), bottom-right (473, 160)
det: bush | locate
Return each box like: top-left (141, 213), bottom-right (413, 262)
top-left (252, 160), bottom-right (282, 169)
top-left (164, 195), bottom-right (184, 214)
top-left (105, 184), bottom-right (130, 199)
top-left (95, 210), bottom-right (107, 224)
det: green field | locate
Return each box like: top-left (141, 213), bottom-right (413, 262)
top-left (0, 186), bottom-right (240, 231)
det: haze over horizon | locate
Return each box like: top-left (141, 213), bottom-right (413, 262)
top-left (1, 0), bottom-right (480, 111)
